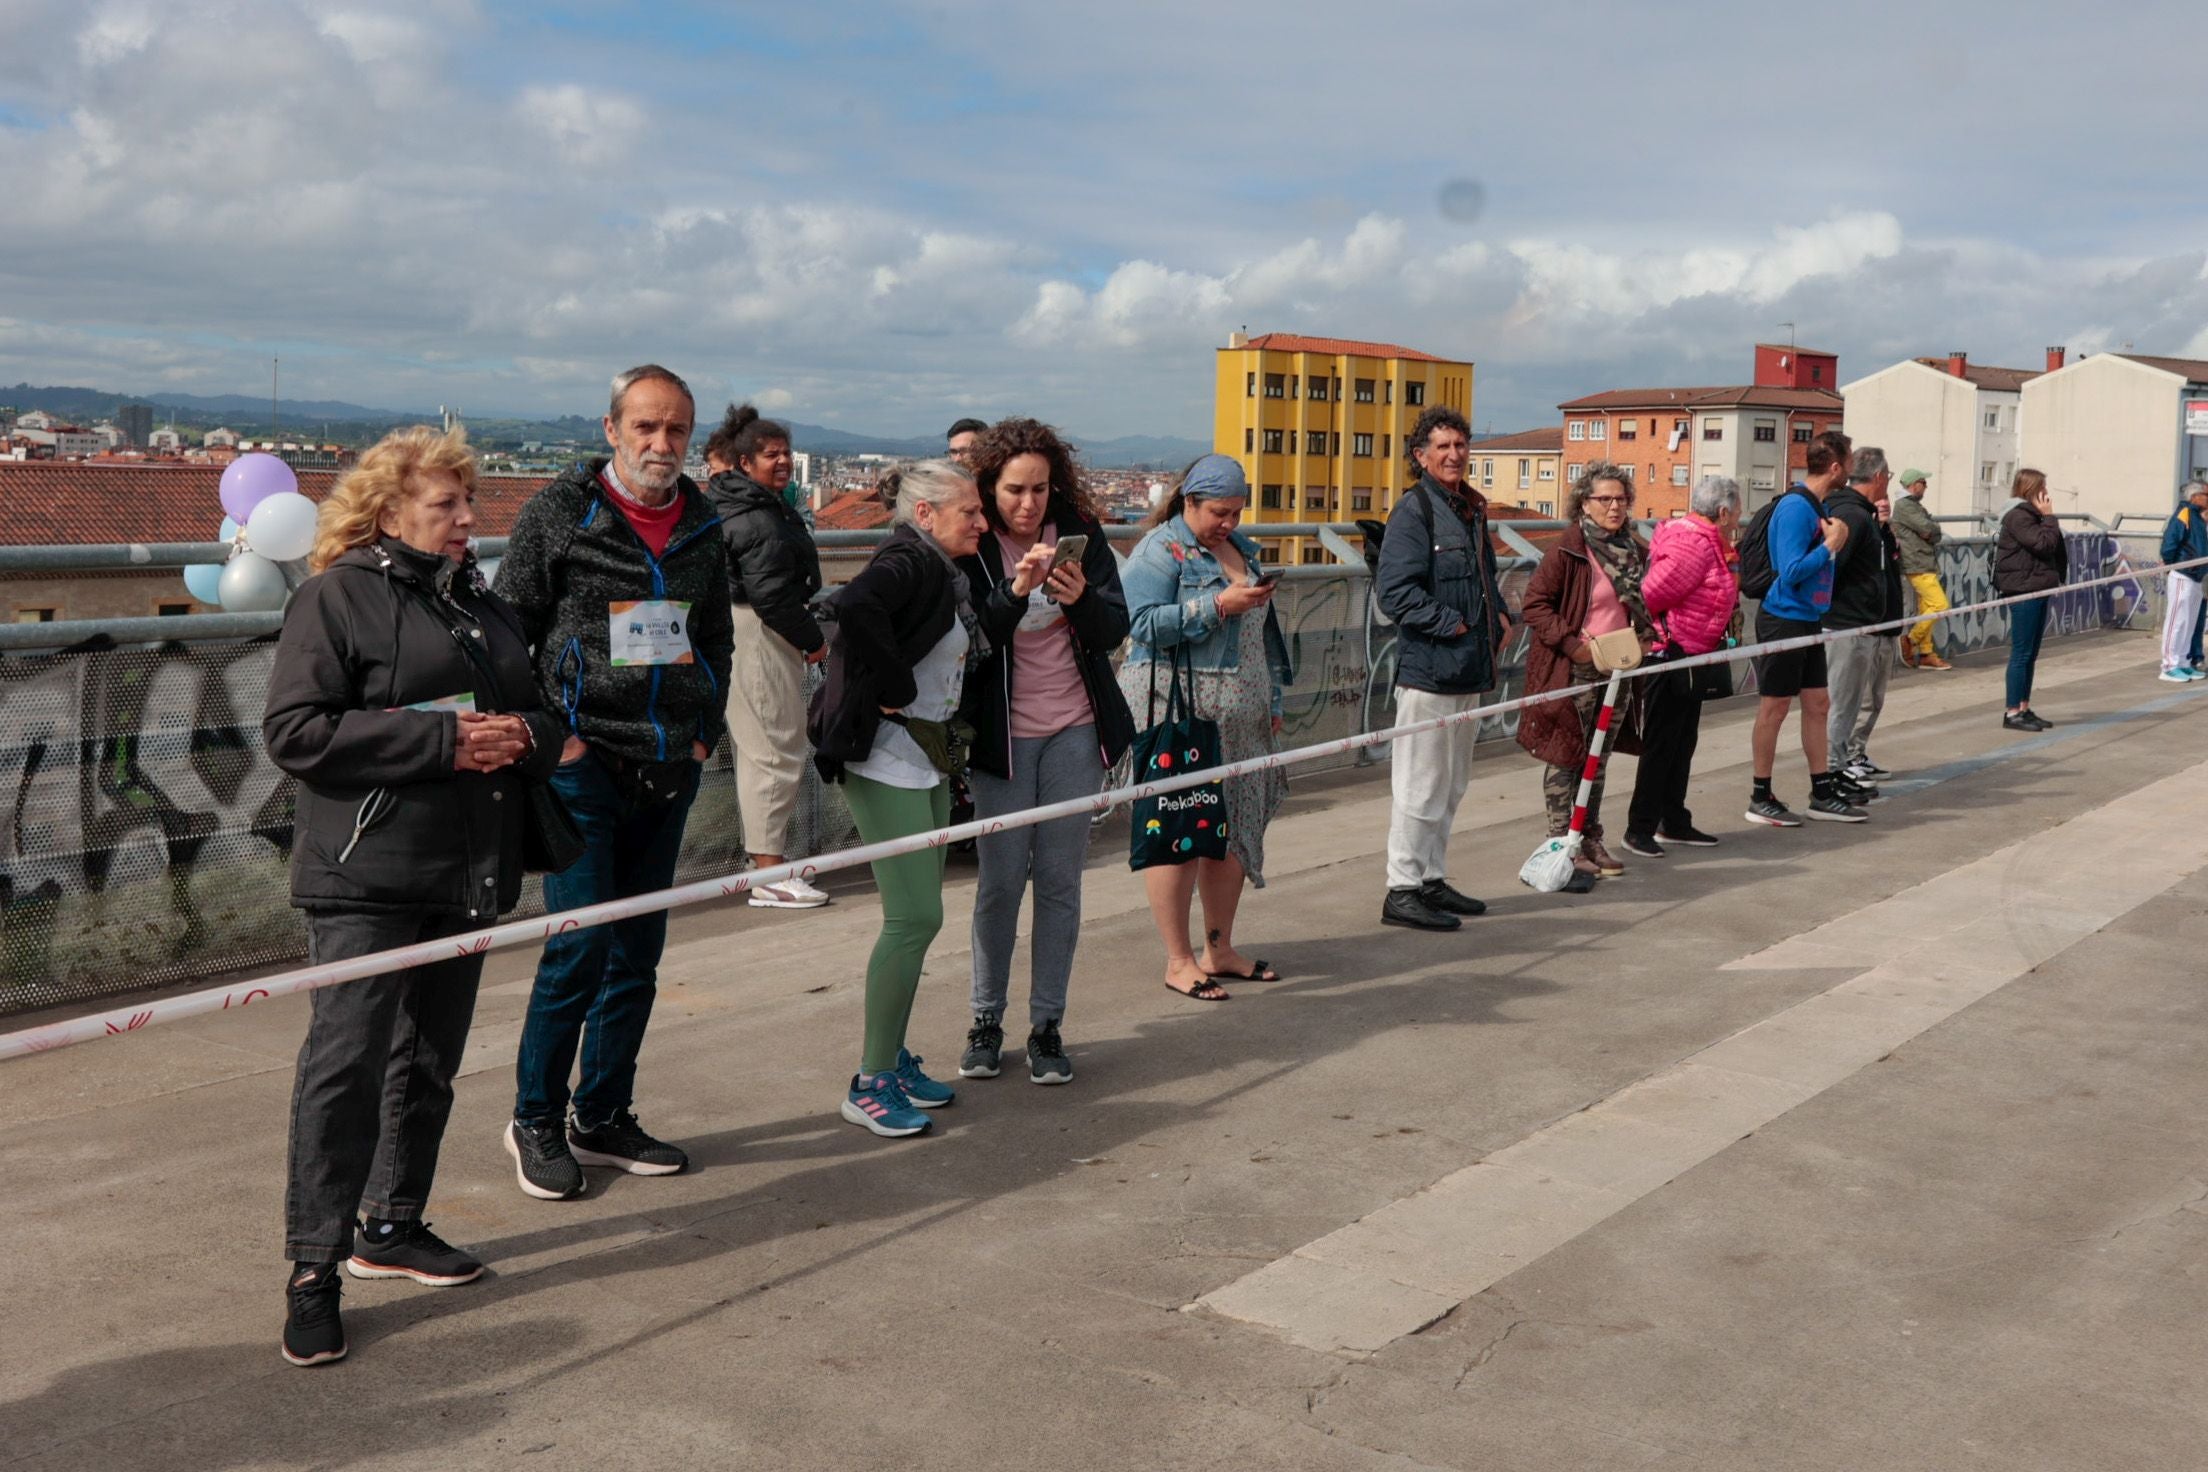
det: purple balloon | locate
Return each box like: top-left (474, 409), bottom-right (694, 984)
top-left (218, 453), bottom-right (298, 523)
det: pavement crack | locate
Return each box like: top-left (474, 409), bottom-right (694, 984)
top-left (1450, 1319), bottom-right (1532, 1389)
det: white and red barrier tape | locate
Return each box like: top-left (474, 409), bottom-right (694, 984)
top-left (3, 551), bottom-right (2201, 1061)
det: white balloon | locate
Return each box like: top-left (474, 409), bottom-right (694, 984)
top-left (245, 491), bottom-right (319, 563)
top-left (218, 551), bottom-right (291, 612)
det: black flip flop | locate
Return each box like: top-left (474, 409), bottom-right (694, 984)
top-left (1206, 959), bottom-right (1280, 983)
top-left (1166, 978), bottom-right (1230, 1002)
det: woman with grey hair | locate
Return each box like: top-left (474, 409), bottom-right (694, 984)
top-left (1623, 476), bottom-right (1744, 854)
top-left (1117, 454), bottom-right (1293, 1000)
top-left (807, 459), bottom-right (991, 1137)
top-left (1518, 462), bottom-right (1653, 878)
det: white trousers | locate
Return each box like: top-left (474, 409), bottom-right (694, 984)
top-left (1385, 687), bottom-right (1482, 890)
top-left (725, 604), bottom-right (810, 857)
top-left (2161, 572), bottom-right (2204, 671)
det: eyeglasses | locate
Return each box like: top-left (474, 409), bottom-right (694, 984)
top-left (1585, 495), bottom-right (1629, 506)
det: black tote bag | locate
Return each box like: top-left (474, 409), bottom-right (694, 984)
top-left (1128, 646), bottom-right (1229, 871)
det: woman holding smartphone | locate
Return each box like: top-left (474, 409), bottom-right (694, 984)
top-left (954, 419), bottom-right (1133, 1084)
top-left (1995, 467), bottom-right (2067, 730)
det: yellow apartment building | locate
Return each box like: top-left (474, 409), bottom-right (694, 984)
top-left (1470, 427), bottom-right (1564, 515)
top-left (1213, 331), bottom-right (1474, 562)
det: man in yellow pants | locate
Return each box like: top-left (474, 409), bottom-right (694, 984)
top-left (1889, 469), bottom-right (1953, 670)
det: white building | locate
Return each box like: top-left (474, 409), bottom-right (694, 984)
top-left (204, 426), bottom-right (241, 448)
top-left (1841, 352), bottom-right (2052, 518)
top-left (91, 422), bottom-right (126, 451)
top-left (148, 428), bottom-right (184, 454)
top-left (15, 409), bottom-right (58, 431)
top-left (2019, 351), bottom-right (2208, 523)
top-left (791, 450), bottom-right (814, 489)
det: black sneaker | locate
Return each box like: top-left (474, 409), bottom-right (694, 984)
top-left (1834, 775), bottom-right (1880, 804)
top-left (1745, 794), bottom-right (1802, 828)
top-left (959, 1011), bottom-right (1004, 1079)
top-left (281, 1262), bottom-right (347, 1367)
top-left (1419, 878), bottom-right (1488, 916)
top-left (1027, 1020), bottom-right (1072, 1086)
top-left (1620, 831), bottom-right (1665, 858)
top-left (1805, 794), bottom-right (1870, 822)
top-left (1655, 824), bottom-right (1719, 847)
top-left (1381, 886), bottom-right (1460, 931)
top-left (568, 1110), bottom-right (688, 1176)
top-left (347, 1219), bottom-right (484, 1286)
top-left (505, 1118), bottom-right (583, 1200)
top-left (1843, 757), bottom-right (1891, 781)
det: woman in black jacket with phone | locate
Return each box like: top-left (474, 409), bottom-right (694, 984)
top-left (262, 426), bottom-right (564, 1369)
top-left (1995, 467), bottom-right (2068, 730)
top-left (952, 419), bottom-right (1133, 1085)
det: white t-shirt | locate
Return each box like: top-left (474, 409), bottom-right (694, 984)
top-left (848, 617), bottom-right (970, 789)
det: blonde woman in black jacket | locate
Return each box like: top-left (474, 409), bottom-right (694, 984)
top-left (1995, 468), bottom-right (2067, 730)
top-left (263, 426), bottom-right (562, 1368)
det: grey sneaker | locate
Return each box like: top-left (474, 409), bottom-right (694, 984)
top-left (1745, 794), bottom-right (1802, 828)
top-left (959, 1011), bottom-right (1004, 1079)
top-left (1027, 1020), bottom-right (1072, 1086)
top-left (505, 1118), bottom-right (583, 1200)
top-left (1805, 793), bottom-right (1870, 823)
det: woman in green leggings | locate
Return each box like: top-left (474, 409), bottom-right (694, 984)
top-left (808, 460), bottom-right (990, 1136)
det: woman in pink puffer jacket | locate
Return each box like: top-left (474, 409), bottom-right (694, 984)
top-left (1621, 476), bottom-right (1743, 854)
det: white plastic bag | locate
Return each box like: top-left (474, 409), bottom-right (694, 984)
top-left (1518, 833), bottom-right (1581, 892)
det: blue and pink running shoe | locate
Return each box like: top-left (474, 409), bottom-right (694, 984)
top-left (841, 1073), bottom-right (931, 1137)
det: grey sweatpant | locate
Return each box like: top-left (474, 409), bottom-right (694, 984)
top-left (969, 723), bottom-right (1102, 1028)
top-left (1826, 631), bottom-right (1893, 768)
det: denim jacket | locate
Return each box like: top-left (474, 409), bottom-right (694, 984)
top-left (1121, 515), bottom-right (1294, 716)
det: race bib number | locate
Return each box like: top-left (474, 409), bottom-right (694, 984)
top-left (609, 600), bottom-right (695, 667)
top-left (401, 691), bottom-right (478, 715)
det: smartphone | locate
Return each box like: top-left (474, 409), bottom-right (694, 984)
top-left (1252, 568), bottom-right (1282, 588)
top-left (1050, 534), bottom-right (1089, 569)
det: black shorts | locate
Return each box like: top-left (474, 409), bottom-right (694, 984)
top-left (1753, 609), bottom-right (1827, 698)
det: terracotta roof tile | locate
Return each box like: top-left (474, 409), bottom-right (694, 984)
top-left (1561, 384), bottom-right (1841, 412)
top-left (0, 462), bottom-right (552, 545)
top-left (2114, 353), bottom-right (2208, 383)
top-left (1470, 428), bottom-right (1563, 452)
top-left (1238, 333), bottom-right (1452, 364)
top-left (814, 489), bottom-right (893, 531)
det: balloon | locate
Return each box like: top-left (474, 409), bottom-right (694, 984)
top-left (220, 516), bottom-right (239, 542)
top-left (245, 491), bottom-right (318, 563)
top-left (218, 453), bottom-right (297, 523)
top-left (217, 551), bottom-right (291, 612)
top-left (183, 561), bottom-right (223, 604)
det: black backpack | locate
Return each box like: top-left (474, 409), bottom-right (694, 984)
top-left (1736, 487), bottom-right (1819, 600)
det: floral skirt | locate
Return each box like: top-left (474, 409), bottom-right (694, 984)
top-left (1118, 639), bottom-right (1287, 886)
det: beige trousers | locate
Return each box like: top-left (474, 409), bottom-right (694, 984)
top-left (726, 604), bottom-right (809, 857)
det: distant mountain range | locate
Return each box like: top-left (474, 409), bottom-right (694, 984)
top-left (0, 382), bottom-right (1209, 469)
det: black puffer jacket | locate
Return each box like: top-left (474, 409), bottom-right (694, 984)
top-left (958, 509), bottom-right (1136, 779)
top-left (1822, 486), bottom-right (1900, 629)
top-left (705, 468), bottom-right (824, 654)
top-left (495, 459), bottom-right (734, 763)
top-left (808, 524), bottom-right (972, 781)
top-left (1995, 501), bottom-right (2068, 595)
top-left (264, 539), bottom-right (564, 917)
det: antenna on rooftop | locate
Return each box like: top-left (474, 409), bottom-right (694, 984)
top-left (1779, 321), bottom-right (1796, 346)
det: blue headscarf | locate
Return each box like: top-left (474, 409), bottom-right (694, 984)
top-left (1180, 454), bottom-right (1249, 503)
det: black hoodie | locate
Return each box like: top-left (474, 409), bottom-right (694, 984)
top-left (1822, 484), bottom-right (1902, 629)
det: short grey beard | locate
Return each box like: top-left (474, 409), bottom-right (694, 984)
top-left (618, 447), bottom-right (682, 505)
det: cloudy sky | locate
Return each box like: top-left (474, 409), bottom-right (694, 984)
top-left (1, 0), bottom-right (2203, 440)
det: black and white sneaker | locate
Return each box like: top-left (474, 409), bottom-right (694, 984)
top-left (1842, 758), bottom-right (1891, 781)
top-left (347, 1220), bottom-right (484, 1286)
top-left (1834, 775), bottom-right (1880, 804)
top-left (1656, 824), bottom-right (1719, 847)
top-left (568, 1111), bottom-right (688, 1175)
top-left (959, 1010), bottom-right (1004, 1079)
top-left (281, 1262), bottom-right (347, 1367)
top-left (1806, 794), bottom-right (1870, 823)
top-left (505, 1118), bottom-right (584, 1200)
top-left (1027, 1020), bottom-right (1072, 1085)
top-left (1745, 795), bottom-right (1802, 828)
top-left (1620, 831), bottom-right (1665, 858)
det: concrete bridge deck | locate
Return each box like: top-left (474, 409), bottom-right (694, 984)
top-left (5, 629), bottom-right (2206, 1471)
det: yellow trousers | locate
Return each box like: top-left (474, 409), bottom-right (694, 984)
top-left (1906, 572), bottom-right (1949, 654)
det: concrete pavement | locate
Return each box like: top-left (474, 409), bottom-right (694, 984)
top-left (4, 629), bottom-right (2206, 1471)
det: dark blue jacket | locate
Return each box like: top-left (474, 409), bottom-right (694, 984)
top-left (2162, 504), bottom-right (2208, 584)
top-left (1376, 477), bottom-right (1505, 695)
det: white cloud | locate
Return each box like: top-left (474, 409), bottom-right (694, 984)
top-left (514, 84), bottom-right (646, 169)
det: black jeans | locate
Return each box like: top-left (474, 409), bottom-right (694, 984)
top-left (284, 908), bottom-right (484, 1263)
top-left (1626, 664), bottom-right (1705, 837)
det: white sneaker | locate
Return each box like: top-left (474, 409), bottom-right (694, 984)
top-left (749, 874), bottom-right (830, 909)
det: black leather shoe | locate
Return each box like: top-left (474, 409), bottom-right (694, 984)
top-left (1382, 887), bottom-right (1460, 931)
top-left (1419, 879), bottom-right (1488, 916)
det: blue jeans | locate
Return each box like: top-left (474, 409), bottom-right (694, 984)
top-left (2006, 599), bottom-right (2048, 709)
top-left (512, 751), bottom-right (700, 1128)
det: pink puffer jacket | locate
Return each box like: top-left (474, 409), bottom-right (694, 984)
top-left (1643, 515), bottom-right (1739, 654)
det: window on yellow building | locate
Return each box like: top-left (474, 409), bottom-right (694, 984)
top-left (1301, 547), bottom-right (1326, 564)
top-left (1260, 484), bottom-right (1283, 509)
top-left (1351, 489), bottom-right (1372, 511)
top-left (1405, 382), bottom-right (1425, 407)
top-left (1382, 434), bottom-right (1391, 458)
top-left (1246, 372), bottom-right (1256, 398)
top-left (1303, 487), bottom-right (1327, 510)
top-left (1307, 377), bottom-right (1328, 403)
top-left (1384, 382), bottom-right (1393, 404)
top-left (1353, 433), bottom-right (1373, 457)
top-left (1263, 429), bottom-right (1284, 453)
top-left (1264, 374), bottom-right (1285, 398)
top-left (1538, 464), bottom-right (1555, 481)
top-left (1305, 430), bottom-right (1327, 454)
top-left (1244, 428), bottom-right (1254, 453)
top-left (1354, 379), bottom-right (1376, 403)
top-left (1288, 375), bottom-right (1299, 398)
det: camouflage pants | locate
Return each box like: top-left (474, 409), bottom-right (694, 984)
top-left (1541, 670), bottom-right (1606, 838)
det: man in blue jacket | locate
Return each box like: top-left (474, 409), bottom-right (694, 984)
top-left (2156, 480), bottom-right (2208, 682)
top-left (1376, 406), bottom-right (1512, 931)
top-left (1747, 432), bottom-right (1858, 827)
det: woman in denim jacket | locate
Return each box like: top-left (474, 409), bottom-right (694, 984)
top-left (1117, 455), bottom-right (1294, 1001)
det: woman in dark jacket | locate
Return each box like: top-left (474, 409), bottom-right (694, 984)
top-left (703, 404), bottom-right (829, 907)
top-left (1995, 467), bottom-right (2067, 730)
top-left (808, 460), bottom-right (989, 1139)
top-left (1517, 463), bottom-right (1652, 880)
top-left (262, 426), bottom-right (564, 1369)
top-left (951, 419), bottom-right (1133, 1086)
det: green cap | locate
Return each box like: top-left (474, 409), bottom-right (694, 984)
top-left (1898, 468), bottom-right (1929, 486)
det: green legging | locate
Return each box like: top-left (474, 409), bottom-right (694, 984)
top-left (841, 774), bottom-right (950, 1075)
